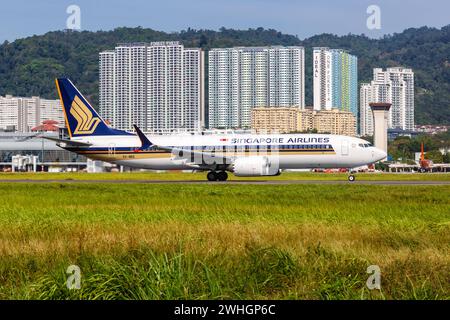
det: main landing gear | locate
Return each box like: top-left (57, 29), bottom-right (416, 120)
top-left (207, 171), bottom-right (228, 182)
top-left (348, 174), bottom-right (356, 182)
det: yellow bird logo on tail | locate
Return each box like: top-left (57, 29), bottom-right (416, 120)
top-left (70, 96), bottom-right (101, 134)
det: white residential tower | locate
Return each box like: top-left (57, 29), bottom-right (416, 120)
top-left (360, 67), bottom-right (414, 136)
top-left (99, 42), bottom-right (205, 133)
top-left (0, 95), bottom-right (63, 132)
top-left (208, 46), bottom-right (305, 129)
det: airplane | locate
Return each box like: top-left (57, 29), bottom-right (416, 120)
top-left (50, 78), bottom-right (387, 182)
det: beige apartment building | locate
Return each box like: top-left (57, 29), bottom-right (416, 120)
top-left (312, 109), bottom-right (356, 136)
top-left (251, 107), bottom-right (299, 133)
top-left (252, 107), bottom-right (356, 136)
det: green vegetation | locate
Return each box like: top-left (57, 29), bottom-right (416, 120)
top-left (1, 25), bottom-right (449, 124)
top-left (0, 182), bottom-right (448, 299)
top-left (388, 131), bottom-right (450, 163)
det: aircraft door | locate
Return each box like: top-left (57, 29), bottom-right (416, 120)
top-left (341, 140), bottom-right (349, 156)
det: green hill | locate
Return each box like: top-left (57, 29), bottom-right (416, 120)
top-left (0, 26), bottom-right (449, 125)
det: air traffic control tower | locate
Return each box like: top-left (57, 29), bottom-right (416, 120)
top-left (370, 102), bottom-right (391, 161)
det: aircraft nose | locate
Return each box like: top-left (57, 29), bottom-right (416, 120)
top-left (374, 148), bottom-right (387, 161)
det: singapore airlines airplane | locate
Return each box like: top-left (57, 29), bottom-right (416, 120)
top-left (50, 78), bottom-right (386, 181)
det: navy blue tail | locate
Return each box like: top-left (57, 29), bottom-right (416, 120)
top-left (56, 78), bottom-right (132, 137)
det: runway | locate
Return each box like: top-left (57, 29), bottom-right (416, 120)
top-left (0, 179), bottom-right (449, 185)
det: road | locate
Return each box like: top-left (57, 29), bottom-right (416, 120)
top-left (0, 179), bottom-right (449, 185)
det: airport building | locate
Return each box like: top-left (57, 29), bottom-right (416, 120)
top-left (251, 107), bottom-right (356, 136)
top-left (0, 131), bottom-right (87, 172)
top-left (360, 68), bottom-right (414, 136)
top-left (370, 102), bottom-right (391, 161)
top-left (313, 48), bottom-right (358, 118)
top-left (208, 46), bottom-right (305, 129)
top-left (99, 42), bottom-right (205, 133)
top-left (0, 95), bottom-right (64, 132)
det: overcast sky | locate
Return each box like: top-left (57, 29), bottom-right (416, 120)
top-left (1, 0), bottom-right (449, 42)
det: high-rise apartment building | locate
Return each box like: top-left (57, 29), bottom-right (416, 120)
top-left (313, 47), bottom-right (358, 118)
top-left (360, 68), bottom-right (414, 135)
top-left (99, 42), bottom-right (205, 133)
top-left (0, 95), bottom-right (63, 132)
top-left (208, 46), bottom-right (305, 129)
top-left (359, 83), bottom-right (376, 136)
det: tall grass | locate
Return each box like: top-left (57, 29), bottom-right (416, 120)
top-left (0, 183), bottom-right (448, 299)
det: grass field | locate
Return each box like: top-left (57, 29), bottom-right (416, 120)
top-left (0, 171), bottom-right (450, 181)
top-left (0, 173), bottom-right (449, 300)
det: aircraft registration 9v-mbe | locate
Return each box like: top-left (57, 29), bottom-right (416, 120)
top-left (51, 78), bottom-right (386, 181)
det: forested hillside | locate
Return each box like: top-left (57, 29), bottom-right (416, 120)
top-left (0, 25), bottom-right (449, 124)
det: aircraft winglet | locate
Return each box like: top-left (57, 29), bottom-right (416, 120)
top-left (133, 125), bottom-right (152, 150)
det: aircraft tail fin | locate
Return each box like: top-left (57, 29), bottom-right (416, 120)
top-left (55, 78), bottom-right (132, 137)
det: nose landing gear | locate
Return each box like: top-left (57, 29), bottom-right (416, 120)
top-left (207, 171), bottom-right (228, 181)
top-left (348, 174), bottom-right (356, 182)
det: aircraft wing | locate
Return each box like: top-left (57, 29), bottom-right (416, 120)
top-left (166, 146), bottom-right (234, 166)
top-left (133, 125), bottom-right (233, 168)
top-left (40, 136), bottom-right (92, 147)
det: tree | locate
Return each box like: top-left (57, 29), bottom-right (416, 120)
top-left (443, 152), bottom-right (450, 163)
top-left (425, 150), bottom-right (444, 163)
top-left (360, 135), bottom-right (374, 144)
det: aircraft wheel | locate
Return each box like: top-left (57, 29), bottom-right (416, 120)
top-left (348, 175), bottom-right (356, 182)
top-left (217, 171), bottom-right (228, 181)
top-left (207, 171), bottom-right (217, 181)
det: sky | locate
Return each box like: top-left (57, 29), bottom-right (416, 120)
top-left (1, 0), bottom-right (449, 42)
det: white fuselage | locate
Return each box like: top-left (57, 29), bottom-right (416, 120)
top-left (67, 133), bottom-right (386, 173)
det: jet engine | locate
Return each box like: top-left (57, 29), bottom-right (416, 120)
top-left (231, 156), bottom-right (280, 176)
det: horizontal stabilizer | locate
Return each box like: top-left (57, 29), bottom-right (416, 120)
top-left (41, 136), bottom-right (92, 147)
